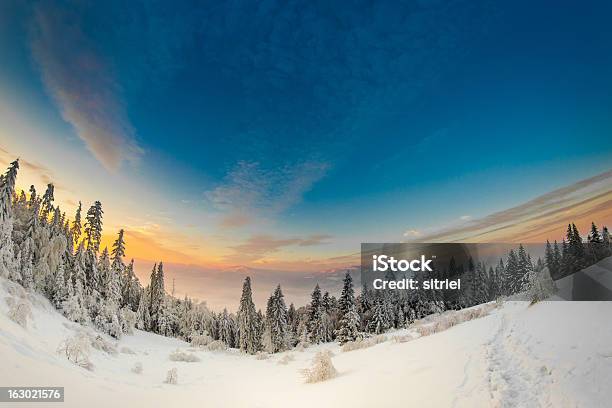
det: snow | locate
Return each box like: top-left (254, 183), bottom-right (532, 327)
top-left (2, 276), bottom-right (612, 407)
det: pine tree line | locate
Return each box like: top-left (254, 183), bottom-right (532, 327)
top-left (1, 159), bottom-right (610, 354)
top-left (545, 222), bottom-right (612, 279)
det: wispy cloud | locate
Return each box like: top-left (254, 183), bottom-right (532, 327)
top-left (411, 170), bottom-right (612, 243)
top-left (403, 229), bottom-right (421, 237)
top-left (226, 233), bottom-right (332, 262)
top-left (0, 146), bottom-right (67, 192)
top-left (205, 160), bottom-right (329, 227)
top-left (29, 3), bottom-right (142, 172)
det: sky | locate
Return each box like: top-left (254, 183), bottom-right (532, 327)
top-left (1, 0), bottom-right (611, 309)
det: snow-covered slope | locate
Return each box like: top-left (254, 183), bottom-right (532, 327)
top-left (1, 278), bottom-right (612, 407)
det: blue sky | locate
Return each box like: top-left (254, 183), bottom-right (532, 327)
top-left (1, 0), bottom-right (611, 306)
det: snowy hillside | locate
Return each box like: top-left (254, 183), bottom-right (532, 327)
top-left (2, 273), bottom-right (612, 408)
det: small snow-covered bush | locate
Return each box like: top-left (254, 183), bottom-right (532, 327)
top-left (301, 350), bottom-right (337, 383)
top-left (255, 351), bottom-right (270, 360)
top-left (412, 304), bottom-right (496, 339)
top-left (392, 333), bottom-right (415, 343)
top-left (190, 333), bottom-right (213, 347)
top-left (527, 267), bottom-right (557, 304)
top-left (4, 281), bottom-right (26, 298)
top-left (341, 335), bottom-right (387, 352)
top-left (278, 354), bottom-right (294, 365)
top-left (57, 333), bottom-right (93, 371)
top-left (206, 340), bottom-right (228, 352)
top-left (295, 342), bottom-right (309, 352)
top-left (164, 368), bottom-right (178, 384)
top-left (120, 346), bottom-right (136, 355)
top-left (89, 334), bottom-right (118, 355)
top-left (131, 362), bottom-right (143, 374)
top-left (120, 307), bottom-right (137, 334)
top-left (93, 305), bottom-right (122, 339)
top-left (415, 324), bottom-right (436, 337)
top-left (6, 297), bottom-right (32, 328)
top-left (169, 349), bottom-right (200, 362)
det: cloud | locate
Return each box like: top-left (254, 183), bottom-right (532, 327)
top-left (29, 3), bottom-right (142, 172)
top-left (226, 233), bottom-right (332, 262)
top-left (412, 170), bottom-right (612, 243)
top-left (205, 160), bottom-right (329, 227)
top-left (0, 146), bottom-right (68, 192)
top-left (297, 234), bottom-right (332, 246)
top-left (403, 229), bottom-right (421, 237)
top-left (460, 215), bottom-right (471, 221)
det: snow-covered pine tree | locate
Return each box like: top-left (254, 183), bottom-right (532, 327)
top-left (237, 277), bottom-right (260, 354)
top-left (603, 227), bottom-right (612, 257)
top-left (266, 285), bottom-right (288, 353)
top-left (320, 291), bottom-right (334, 342)
top-left (307, 284), bottom-right (326, 344)
top-left (52, 261), bottom-right (67, 309)
top-left (287, 302), bottom-right (299, 346)
top-left (97, 248), bottom-right (111, 297)
top-left (0, 159), bottom-right (18, 279)
top-left (368, 296), bottom-right (388, 334)
top-left (70, 201), bottom-right (82, 245)
top-left (40, 184), bottom-right (54, 222)
top-left (487, 266), bottom-right (498, 299)
top-left (545, 240), bottom-right (557, 277)
top-left (335, 272), bottom-right (360, 344)
top-left (147, 262), bottom-right (167, 333)
top-left (517, 244), bottom-right (533, 293)
top-left (84, 201), bottom-right (103, 253)
top-left (106, 260), bottom-right (121, 307)
top-left (136, 286), bottom-right (152, 330)
top-left (218, 308), bottom-right (235, 347)
top-left (121, 259), bottom-right (141, 311)
top-left (504, 249), bottom-right (520, 294)
top-left (474, 262), bottom-right (490, 304)
top-left (587, 222), bottom-right (605, 262)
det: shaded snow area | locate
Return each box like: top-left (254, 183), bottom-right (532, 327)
top-left (1, 279), bottom-right (612, 407)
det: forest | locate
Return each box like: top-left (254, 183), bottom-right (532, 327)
top-left (1, 158), bottom-right (611, 354)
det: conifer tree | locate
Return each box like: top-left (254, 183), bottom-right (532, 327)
top-left (474, 262), bottom-right (490, 303)
top-left (84, 201), bottom-right (103, 253)
top-left (335, 271), bottom-right (360, 344)
top-left (0, 159), bottom-right (18, 224)
top-left (588, 222), bottom-right (605, 262)
top-left (70, 201), bottom-right (82, 244)
top-left (504, 249), bottom-right (520, 294)
top-left (368, 297), bottom-right (388, 334)
top-left (517, 244), bottom-right (533, 292)
top-left (602, 227), bottom-right (611, 257)
top-left (287, 302), bottom-right (299, 346)
top-left (40, 184), bottom-right (54, 221)
top-left (0, 160), bottom-right (18, 279)
top-left (111, 229), bottom-right (126, 266)
top-left (266, 285), bottom-right (288, 352)
top-left (237, 277), bottom-right (260, 354)
top-left (136, 286), bottom-right (152, 330)
top-left (307, 284), bottom-right (326, 344)
top-left (218, 308), bottom-right (235, 347)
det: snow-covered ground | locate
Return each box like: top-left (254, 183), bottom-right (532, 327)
top-left (1, 278), bottom-right (612, 407)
